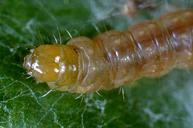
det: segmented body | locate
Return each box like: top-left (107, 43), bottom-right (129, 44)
top-left (23, 10), bottom-right (193, 93)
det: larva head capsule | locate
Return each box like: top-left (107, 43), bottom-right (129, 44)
top-left (23, 45), bottom-right (79, 91)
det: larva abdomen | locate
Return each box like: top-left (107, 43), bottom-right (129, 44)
top-left (92, 10), bottom-right (193, 87)
top-left (23, 10), bottom-right (193, 93)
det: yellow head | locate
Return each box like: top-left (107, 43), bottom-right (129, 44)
top-left (23, 45), bottom-right (79, 89)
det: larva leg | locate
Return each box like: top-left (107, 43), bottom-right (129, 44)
top-left (23, 10), bottom-right (193, 93)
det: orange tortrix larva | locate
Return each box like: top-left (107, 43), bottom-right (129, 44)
top-left (23, 10), bottom-right (193, 93)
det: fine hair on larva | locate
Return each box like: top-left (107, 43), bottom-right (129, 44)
top-left (23, 10), bottom-right (193, 93)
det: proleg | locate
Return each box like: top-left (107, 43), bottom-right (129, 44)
top-left (23, 10), bottom-right (193, 93)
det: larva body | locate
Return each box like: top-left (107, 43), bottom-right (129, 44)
top-left (23, 10), bottom-right (193, 93)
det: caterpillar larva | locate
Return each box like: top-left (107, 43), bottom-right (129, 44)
top-left (23, 10), bottom-right (193, 93)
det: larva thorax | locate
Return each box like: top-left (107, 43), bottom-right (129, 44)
top-left (23, 10), bottom-right (193, 93)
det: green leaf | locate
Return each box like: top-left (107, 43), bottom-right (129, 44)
top-left (0, 0), bottom-right (193, 127)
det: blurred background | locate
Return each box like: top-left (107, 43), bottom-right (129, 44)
top-left (0, 0), bottom-right (193, 127)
